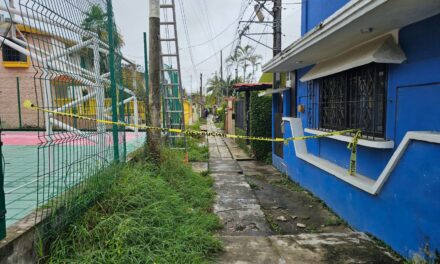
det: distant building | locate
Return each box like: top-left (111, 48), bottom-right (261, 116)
top-left (262, 0), bottom-right (440, 259)
top-left (0, 19), bottom-right (92, 129)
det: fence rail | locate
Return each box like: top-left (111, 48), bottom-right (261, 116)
top-left (0, 0), bottom-right (144, 241)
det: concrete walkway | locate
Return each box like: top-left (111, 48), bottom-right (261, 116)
top-left (208, 118), bottom-right (401, 264)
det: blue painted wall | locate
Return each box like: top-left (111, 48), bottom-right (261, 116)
top-left (301, 0), bottom-right (349, 35)
top-left (274, 8), bottom-right (440, 259)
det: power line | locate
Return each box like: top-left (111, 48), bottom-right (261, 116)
top-left (182, 37), bottom-right (240, 69)
top-left (226, 0), bottom-right (252, 76)
top-left (177, 0), bottom-right (197, 77)
top-left (179, 16), bottom-right (241, 51)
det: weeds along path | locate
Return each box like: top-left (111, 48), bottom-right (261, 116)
top-left (43, 149), bottom-right (222, 263)
top-left (208, 117), bottom-right (402, 263)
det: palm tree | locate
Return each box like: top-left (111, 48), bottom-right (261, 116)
top-left (81, 5), bottom-right (125, 74)
top-left (238, 45), bottom-right (254, 82)
top-left (248, 54), bottom-right (262, 82)
top-left (82, 5), bottom-right (125, 48)
top-left (238, 45), bottom-right (263, 82)
top-left (226, 48), bottom-right (243, 81)
top-left (206, 74), bottom-right (224, 105)
top-left (226, 45), bottom-right (262, 83)
top-left (206, 74), bottom-right (244, 105)
top-left (224, 74), bottom-right (243, 97)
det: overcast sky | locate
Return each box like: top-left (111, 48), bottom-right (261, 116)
top-left (113, 0), bottom-right (302, 94)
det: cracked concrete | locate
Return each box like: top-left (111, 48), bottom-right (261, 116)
top-left (208, 118), bottom-right (402, 263)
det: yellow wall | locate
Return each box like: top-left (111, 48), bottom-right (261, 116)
top-left (184, 100), bottom-right (192, 126)
top-left (258, 72), bottom-right (287, 86)
top-left (53, 98), bottom-right (146, 121)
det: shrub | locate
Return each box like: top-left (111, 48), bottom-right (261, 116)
top-left (250, 92), bottom-right (272, 161)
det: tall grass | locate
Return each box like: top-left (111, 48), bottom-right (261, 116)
top-left (45, 150), bottom-right (222, 263)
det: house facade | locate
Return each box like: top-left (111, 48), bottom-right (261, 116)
top-left (263, 0), bottom-right (440, 259)
top-left (0, 20), bottom-right (92, 130)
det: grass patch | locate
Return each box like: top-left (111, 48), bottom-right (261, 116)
top-left (325, 216), bottom-right (344, 226)
top-left (234, 128), bottom-right (252, 156)
top-left (186, 133), bottom-right (209, 163)
top-left (188, 119), bottom-right (202, 131)
top-left (44, 149), bottom-right (222, 263)
top-left (214, 121), bottom-right (224, 130)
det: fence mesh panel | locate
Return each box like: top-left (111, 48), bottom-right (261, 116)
top-left (0, 0), bottom-right (142, 241)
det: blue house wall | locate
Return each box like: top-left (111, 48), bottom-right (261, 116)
top-left (273, 1), bottom-right (440, 259)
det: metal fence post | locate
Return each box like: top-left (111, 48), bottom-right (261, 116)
top-left (106, 0), bottom-right (120, 163)
top-left (16, 77), bottom-right (22, 129)
top-left (0, 119), bottom-right (6, 239)
top-left (144, 32), bottom-right (150, 113)
top-left (119, 70), bottom-right (127, 162)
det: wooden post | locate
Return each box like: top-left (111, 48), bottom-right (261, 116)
top-left (148, 0), bottom-right (162, 161)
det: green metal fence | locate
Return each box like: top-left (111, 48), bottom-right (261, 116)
top-left (0, 0), bottom-right (142, 242)
top-left (0, 120), bottom-right (6, 239)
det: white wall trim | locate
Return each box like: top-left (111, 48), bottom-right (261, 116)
top-left (304, 128), bottom-right (394, 149)
top-left (284, 117), bottom-right (440, 195)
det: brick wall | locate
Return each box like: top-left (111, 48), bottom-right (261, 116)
top-left (0, 57), bottom-right (40, 129)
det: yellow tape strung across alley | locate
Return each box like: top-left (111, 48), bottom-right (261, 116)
top-left (23, 100), bottom-right (361, 176)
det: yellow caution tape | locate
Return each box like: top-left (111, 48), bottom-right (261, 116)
top-left (24, 100), bottom-right (361, 175)
top-left (348, 130), bottom-right (362, 176)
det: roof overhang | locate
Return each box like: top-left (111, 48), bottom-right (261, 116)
top-left (300, 34), bottom-right (406, 82)
top-left (233, 83), bottom-right (272, 92)
top-left (258, 87), bottom-right (290, 97)
top-left (262, 0), bottom-right (440, 73)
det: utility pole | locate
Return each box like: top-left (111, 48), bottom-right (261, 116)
top-left (220, 50), bottom-right (223, 82)
top-left (143, 32), bottom-right (151, 158)
top-left (220, 50), bottom-right (226, 97)
top-left (273, 0), bottom-right (282, 73)
top-left (148, 0), bottom-right (161, 161)
top-left (200, 73), bottom-right (204, 116)
top-left (273, 0), bottom-right (283, 157)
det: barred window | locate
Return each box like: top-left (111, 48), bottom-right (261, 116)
top-left (311, 63), bottom-right (387, 139)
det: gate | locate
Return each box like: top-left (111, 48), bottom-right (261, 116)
top-left (235, 100), bottom-right (246, 131)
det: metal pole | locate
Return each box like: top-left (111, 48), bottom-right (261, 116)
top-left (273, 0), bottom-right (283, 156)
top-left (200, 73), bottom-right (203, 116)
top-left (16, 77), bottom-right (22, 129)
top-left (143, 32), bottom-right (150, 129)
top-left (132, 66), bottom-right (139, 133)
top-left (0, 119), bottom-right (6, 240)
top-left (119, 67), bottom-right (127, 162)
top-left (235, 68), bottom-right (239, 83)
top-left (221, 50), bottom-right (226, 97)
top-left (106, 0), bottom-right (119, 162)
top-left (148, 0), bottom-right (162, 160)
top-left (93, 38), bottom-right (106, 167)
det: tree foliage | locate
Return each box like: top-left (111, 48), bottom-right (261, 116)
top-left (250, 92), bottom-right (272, 161)
top-left (82, 4), bottom-right (125, 48)
top-left (206, 74), bottom-right (242, 106)
top-left (226, 45), bottom-right (262, 83)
